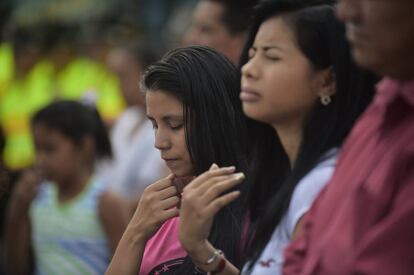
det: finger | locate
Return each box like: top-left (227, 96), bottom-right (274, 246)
top-left (204, 191), bottom-right (241, 217)
top-left (189, 174), bottom-right (237, 196)
top-left (159, 196), bottom-right (180, 210)
top-left (160, 207), bottom-right (179, 221)
top-left (157, 186), bottom-right (178, 200)
top-left (186, 167), bottom-right (236, 190)
top-left (209, 163), bottom-right (219, 170)
top-left (201, 173), bottom-right (245, 204)
top-left (151, 174), bottom-right (174, 191)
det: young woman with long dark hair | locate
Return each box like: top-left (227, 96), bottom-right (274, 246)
top-left (106, 45), bottom-right (252, 275)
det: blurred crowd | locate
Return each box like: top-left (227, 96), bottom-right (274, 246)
top-left (0, 0), bottom-right (258, 273)
top-left (0, 0), bottom-right (200, 271)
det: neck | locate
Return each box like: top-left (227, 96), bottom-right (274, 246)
top-left (272, 122), bottom-right (303, 167)
top-left (56, 167), bottom-right (93, 203)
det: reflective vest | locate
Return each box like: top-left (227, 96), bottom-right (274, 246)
top-left (0, 60), bottom-right (54, 170)
top-left (55, 57), bottom-right (125, 121)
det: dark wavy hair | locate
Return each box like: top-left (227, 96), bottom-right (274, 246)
top-left (141, 45), bottom-right (252, 273)
top-left (31, 100), bottom-right (112, 160)
top-left (240, 0), bottom-right (378, 271)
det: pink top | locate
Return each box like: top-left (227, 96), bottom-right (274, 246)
top-left (283, 78), bottom-right (414, 275)
top-left (139, 217), bottom-right (187, 275)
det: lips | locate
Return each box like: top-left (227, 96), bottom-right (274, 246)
top-left (162, 158), bottom-right (179, 167)
top-left (345, 23), bottom-right (368, 45)
top-left (240, 86), bottom-right (261, 102)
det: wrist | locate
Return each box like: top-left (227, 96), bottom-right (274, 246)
top-left (185, 239), bottom-right (211, 261)
top-left (194, 248), bottom-right (227, 274)
top-left (125, 224), bottom-right (149, 245)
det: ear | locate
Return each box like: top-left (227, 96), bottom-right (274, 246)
top-left (315, 67), bottom-right (336, 98)
top-left (81, 135), bottom-right (95, 160)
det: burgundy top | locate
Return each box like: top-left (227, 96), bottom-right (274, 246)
top-left (283, 78), bottom-right (414, 275)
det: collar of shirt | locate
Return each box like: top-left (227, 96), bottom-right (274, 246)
top-left (376, 77), bottom-right (414, 108)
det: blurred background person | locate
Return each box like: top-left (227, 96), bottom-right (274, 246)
top-left (0, 126), bottom-right (10, 274)
top-left (0, 127), bottom-right (8, 198)
top-left (105, 43), bottom-right (168, 215)
top-left (5, 101), bottom-right (127, 275)
top-left (283, 0), bottom-right (414, 274)
top-left (0, 24), bottom-right (54, 172)
top-left (183, 0), bottom-right (258, 64)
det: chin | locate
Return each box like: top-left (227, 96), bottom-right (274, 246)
top-left (351, 46), bottom-right (381, 73)
top-left (169, 167), bottom-right (194, 178)
top-left (243, 104), bottom-right (260, 119)
top-left (243, 105), bottom-right (272, 124)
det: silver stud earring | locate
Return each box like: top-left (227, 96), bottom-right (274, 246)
top-left (321, 95), bottom-right (331, 106)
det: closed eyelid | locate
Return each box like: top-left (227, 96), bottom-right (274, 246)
top-left (263, 46), bottom-right (284, 54)
top-left (163, 116), bottom-right (184, 123)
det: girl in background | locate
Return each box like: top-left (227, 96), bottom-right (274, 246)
top-left (6, 100), bottom-right (127, 275)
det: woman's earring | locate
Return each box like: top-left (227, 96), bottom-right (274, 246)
top-left (321, 95), bottom-right (331, 106)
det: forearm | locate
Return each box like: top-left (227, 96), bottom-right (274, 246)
top-left (105, 226), bottom-right (147, 275)
top-left (187, 240), bottom-right (240, 275)
top-left (5, 202), bottom-right (33, 275)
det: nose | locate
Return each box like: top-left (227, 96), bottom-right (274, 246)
top-left (241, 55), bottom-right (259, 81)
top-left (336, 0), bottom-right (361, 23)
top-left (154, 127), bottom-right (171, 151)
top-left (36, 151), bottom-right (45, 168)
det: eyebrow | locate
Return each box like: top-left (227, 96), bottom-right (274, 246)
top-left (146, 114), bottom-right (184, 122)
top-left (251, 45), bottom-right (285, 52)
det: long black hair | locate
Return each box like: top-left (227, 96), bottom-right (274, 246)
top-left (241, 0), bottom-right (378, 270)
top-left (141, 45), bottom-right (251, 273)
top-left (31, 100), bottom-right (112, 160)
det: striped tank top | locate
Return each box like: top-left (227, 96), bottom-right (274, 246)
top-left (30, 177), bottom-right (111, 275)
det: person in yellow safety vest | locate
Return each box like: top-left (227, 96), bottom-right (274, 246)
top-left (0, 53), bottom-right (124, 171)
top-left (0, 23), bottom-right (125, 171)
top-left (41, 22), bottom-right (125, 126)
top-left (0, 42), bottom-right (55, 171)
top-left (0, 43), bottom-right (14, 98)
top-left (53, 56), bottom-right (125, 125)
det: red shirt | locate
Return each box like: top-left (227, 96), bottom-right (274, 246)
top-left (283, 78), bottom-right (414, 275)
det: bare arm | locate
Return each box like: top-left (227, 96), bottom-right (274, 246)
top-left (99, 191), bottom-right (128, 253)
top-left (5, 171), bottom-right (40, 275)
top-left (179, 164), bottom-right (244, 274)
top-left (105, 175), bottom-right (179, 275)
top-left (186, 240), bottom-right (240, 275)
top-left (105, 224), bottom-right (148, 275)
top-left (5, 200), bottom-right (33, 275)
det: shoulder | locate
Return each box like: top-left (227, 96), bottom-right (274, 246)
top-left (98, 190), bottom-right (128, 231)
top-left (286, 149), bottom-right (339, 233)
top-left (98, 190), bottom-right (126, 214)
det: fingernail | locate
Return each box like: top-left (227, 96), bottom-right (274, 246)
top-left (233, 172), bottom-right (245, 181)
